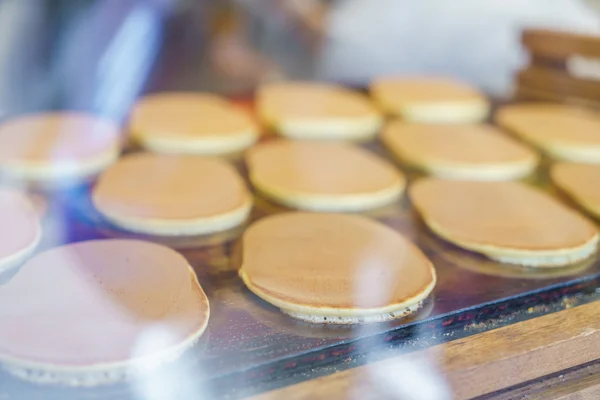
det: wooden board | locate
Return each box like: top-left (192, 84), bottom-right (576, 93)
top-left (250, 299), bottom-right (600, 399)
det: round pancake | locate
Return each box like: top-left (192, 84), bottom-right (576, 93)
top-left (0, 239), bottom-right (209, 385)
top-left (246, 140), bottom-right (405, 212)
top-left (0, 189), bottom-right (41, 273)
top-left (370, 77), bottom-right (490, 123)
top-left (239, 212), bottom-right (436, 324)
top-left (496, 104), bottom-right (600, 163)
top-left (422, 232), bottom-right (595, 280)
top-left (551, 162), bottom-right (600, 218)
top-left (257, 82), bottom-right (382, 140)
top-left (92, 153), bottom-right (252, 236)
top-left (130, 92), bottom-right (259, 155)
top-left (381, 122), bottom-right (539, 180)
top-left (410, 178), bottom-right (599, 267)
top-left (0, 112), bottom-right (121, 184)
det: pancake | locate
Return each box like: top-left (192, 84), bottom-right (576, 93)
top-left (0, 189), bottom-right (41, 273)
top-left (0, 112), bottom-right (121, 184)
top-left (551, 162), bottom-right (600, 218)
top-left (246, 140), bottom-right (405, 212)
top-left (0, 239), bottom-right (209, 385)
top-left (239, 212), bottom-right (436, 324)
top-left (92, 153), bottom-right (252, 236)
top-left (422, 231), bottom-right (595, 280)
top-left (256, 82), bottom-right (382, 140)
top-left (370, 77), bottom-right (490, 123)
top-left (381, 122), bottom-right (539, 180)
top-left (410, 178), bottom-right (599, 267)
top-left (130, 92), bottom-right (259, 155)
top-left (496, 104), bottom-right (600, 163)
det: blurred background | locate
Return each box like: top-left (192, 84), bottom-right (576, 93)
top-left (0, 0), bottom-right (599, 121)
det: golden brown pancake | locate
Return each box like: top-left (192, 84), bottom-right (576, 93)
top-left (0, 112), bottom-right (121, 183)
top-left (130, 92), bottom-right (258, 155)
top-left (551, 162), bottom-right (600, 218)
top-left (240, 212), bottom-right (436, 324)
top-left (0, 239), bottom-right (209, 385)
top-left (246, 140), bottom-right (405, 212)
top-left (381, 122), bottom-right (539, 180)
top-left (410, 178), bottom-right (599, 266)
top-left (92, 153), bottom-right (252, 235)
top-left (0, 189), bottom-right (41, 272)
top-left (370, 77), bottom-right (490, 122)
top-left (257, 82), bottom-right (382, 140)
top-left (496, 103), bottom-right (600, 163)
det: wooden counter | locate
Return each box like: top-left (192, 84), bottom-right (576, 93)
top-left (250, 299), bottom-right (600, 399)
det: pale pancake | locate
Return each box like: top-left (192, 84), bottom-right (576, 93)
top-left (370, 77), bottom-right (490, 123)
top-left (247, 140), bottom-right (405, 212)
top-left (130, 92), bottom-right (258, 155)
top-left (0, 239), bottom-right (209, 385)
top-left (240, 212), bottom-right (436, 324)
top-left (496, 103), bottom-right (600, 163)
top-left (551, 162), bottom-right (600, 218)
top-left (410, 178), bottom-right (599, 267)
top-left (381, 122), bottom-right (539, 180)
top-left (257, 82), bottom-right (382, 140)
top-left (92, 153), bottom-right (252, 235)
top-left (0, 189), bottom-right (41, 273)
top-left (0, 112), bottom-right (121, 183)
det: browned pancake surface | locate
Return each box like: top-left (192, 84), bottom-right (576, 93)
top-left (381, 122), bottom-right (537, 166)
top-left (552, 162), bottom-right (600, 216)
top-left (247, 140), bottom-right (404, 196)
top-left (410, 178), bottom-right (597, 251)
top-left (242, 213), bottom-right (434, 309)
top-left (0, 112), bottom-right (120, 166)
top-left (93, 153), bottom-right (250, 220)
top-left (0, 240), bottom-right (209, 366)
top-left (131, 92), bottom-right (256, 140)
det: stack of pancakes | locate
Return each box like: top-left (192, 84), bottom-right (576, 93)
top-left (517, 29), bottom-right (600, 108)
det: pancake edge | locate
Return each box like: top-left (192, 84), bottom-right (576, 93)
top-left (93, 196), bottom-right (253, 236)
top-left (0, 148), bottom-right (119, 184)
top-left (382, 140), bottom-right (539, 181)
top-left (0, 268), bottom-right (210, 387)
top-left (264, 114), bottom-right (383, 141)
top-left (421, 216), bottom-right (599, 267)
top-left (551, 168), bottom-right (600, 219)
top-left (376, 100), bottom-right (489, 123)
top-left (132, 128), bottom-right (259, 155)
top-left (534, 142), bottom-right (600, 164)
top-left (496, 116), bottom-right (600, 163)
top-left (239, 265), bottom-right (436, 324)
top-left (250, 173), bottom-right (405, 212)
